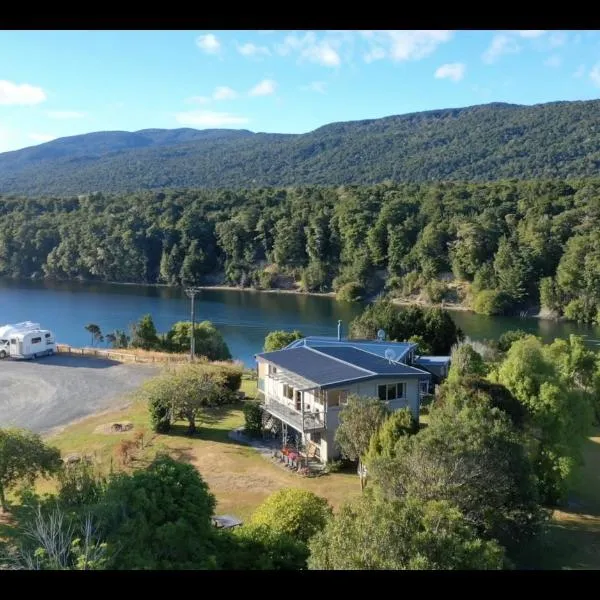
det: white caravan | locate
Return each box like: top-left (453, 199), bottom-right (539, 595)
top-left (0, 322), bottom-right (56, 360)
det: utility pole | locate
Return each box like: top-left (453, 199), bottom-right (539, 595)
top-left (184, 286), bottom-right (202, 362)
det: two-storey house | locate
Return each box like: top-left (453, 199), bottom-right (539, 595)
top-left (255, 331), bottom-right (450, 464)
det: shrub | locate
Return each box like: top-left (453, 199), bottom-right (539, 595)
top-left (243, 401), bottom-right (264, 438)
top-left (337, 282), bottom-right (365, 302)
top-left (115, 440), bottom-right (137, 466)
top-left (148, 395), bottom-right (171, 433)
top-left (564, 298), bottom-right (597, 323)
top-left (424, 280), bottom-right (448, 303)
top-left (472, 289), bottom-right (508, 316)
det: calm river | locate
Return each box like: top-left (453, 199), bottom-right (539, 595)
top-left (2, 279), bottom-right (600, 366)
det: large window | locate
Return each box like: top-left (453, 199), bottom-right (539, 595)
top-left (283, 384), bottom-right (294, 400)
top-left (31, 337), bottom-right (42, 344)
top-left (378, 382), bottom-right (407, 401)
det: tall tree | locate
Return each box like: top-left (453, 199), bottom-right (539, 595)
top-left (334, 396), bottom-right (390, 490)
top-left (0, 429), bottom-right (62, 510)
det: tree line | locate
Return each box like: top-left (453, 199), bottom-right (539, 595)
top-left (2, 179), bottom-right (600, 322)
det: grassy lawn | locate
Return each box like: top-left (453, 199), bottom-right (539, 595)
top-left (35, 377), bottom-right (361, 521)
top-left (543, 428), bottom-right (600, 570)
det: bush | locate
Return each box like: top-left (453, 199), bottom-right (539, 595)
top-left (249, 489), bottom-right (333, 544)
top-left (257, 269), bottom-right (277, 290)
top-left (424, 280), bottom-right (448, 303)
top-left (401, 271), bottom-right (425, 296)
top-left (472, 289), bottom-right (508, 316)
top-left (564, 298), bottom-right (597, 323)
top-left (203, 363), bottom-right (243, 393)
top-left (337, 282), bottom-right (365, 302)
top-left (148, 395), bottom-right (171, 433)
top-left (243, 402), bottom-right (264, 438)
top-left (498, 330), bottom-right (529, 353)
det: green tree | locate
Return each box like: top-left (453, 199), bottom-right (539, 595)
top-left (368, 395), bottom-right (545, 563)
top-left (363, 408), bottom-right (415, 466)
top-left (472, 289), bottom-right (508, 316)
top-left (497, 329), bottom-right (529, 353)
top-left (308, 494), bottom-right (504, 570)
top-left (166, 320), bottom-right (231, 360)
top-left (349, 300), bottom-right (462, 355)
top-left (263, 330), bottom-right (304, 352)
top-left (97, 455), bottom-right (218, 570)
top-left (130, 314), bottom-right (159, 350)
top-left (84, 323), bottom-right (102, 347)
top-left (144, 365), bottom-right (229, 435)
top-left (249, 488), bottom-right (332, 544)
top-left (448, 344), bottom-right (487, 382)
top-left (0, 428), bottom-right (62, 510)
top-left (494, 335), bottom-right (594, 504)
top-left (334, 396), bottom-right (390, 490)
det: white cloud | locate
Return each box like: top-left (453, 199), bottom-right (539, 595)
top-left (361, 30), bottom-right (454, 63)
top-left (46, 110), bottom-right (86, 119)
top-left (302, 81), bottom-right (327, 94)
top-left (0, 80), bottom-right (46, 105)
top-left (186, 95), bottom-right (211, 105)
top-left (28, 133), bottom-right (56, 143)
top-left (573, 64), bottom-right (586, 78)
top-left (482, 34), bottom-right (520, 63)
top-left (196, 33), bottom-right (221, 54)
top-left (175, 110), bottom-right (249, 127)
top-left (434, 62), bottom-right (466, 82)
top-left (302, 41), bottom-right (341, 66)
top-left (212, 86), bottom-right (237, 100)
top-left (589, 63), bottom-right (600, 87)
top-left (544, 55), bottom-right (562, 68)
top-left (517, 30), bottom-right (546, 39)
top-left (249, 79), bottom-right (277, 96)
top-left (237, 42), bottom-right (271, 57)
top-left (383, 30), bottom-right (453, 61)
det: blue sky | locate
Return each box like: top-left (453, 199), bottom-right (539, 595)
top-left (0, 29), bottom-right (599, 152)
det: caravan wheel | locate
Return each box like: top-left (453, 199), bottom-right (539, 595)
top-left (0, 350), bottom-right (6, 359)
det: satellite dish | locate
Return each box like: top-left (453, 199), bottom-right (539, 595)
top-left (377, 329), bottom-right (386, 341)
top-left (384, 348), bottom-right (396, 363)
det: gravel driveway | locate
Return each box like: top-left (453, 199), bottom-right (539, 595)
top-left (0, 354), bottom-right (158, 434)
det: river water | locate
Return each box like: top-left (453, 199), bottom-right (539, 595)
top-left (1, 279), bottom-right (599, 366)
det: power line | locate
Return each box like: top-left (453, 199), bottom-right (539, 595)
top-left (184, 286), bottom-right (202, 362)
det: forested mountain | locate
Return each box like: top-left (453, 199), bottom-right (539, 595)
top-left (2, 180), bottom-right (600, 323)
top-left (2, 100), bottom-right (600, 195)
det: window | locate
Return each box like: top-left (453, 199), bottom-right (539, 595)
top-left (10, 339), bottom-right (16, 345)
top-left (283, 384), bottom-right (294, 400)
top-left (44, 333), bottom-right (51, 339)
top-left (311, 432), bottom-right (322, 445)
top-left (378, 382), bottom-right (407, 401)
top-left (420, 381), bottom-right (429, 394)
top-left (31, 337), bottom-right (42, 344)
top-left (268, 364), bottom-right (277, 376)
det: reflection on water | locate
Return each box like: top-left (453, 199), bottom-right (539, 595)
top-left (1, 278), bottom-right (599, 366)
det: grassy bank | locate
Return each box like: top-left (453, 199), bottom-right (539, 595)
top-left (36, 378), bottom-right (360, 521)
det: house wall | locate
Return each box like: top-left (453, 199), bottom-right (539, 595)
top-left (321, 377), bottom-right (420, 462)
top-left (256, 357), bottom-right (423, 464)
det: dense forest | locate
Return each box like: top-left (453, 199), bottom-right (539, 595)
top-left (2, 179), bottom-right (600, 323)
top-left (2, 100), bottom-right (600, 195)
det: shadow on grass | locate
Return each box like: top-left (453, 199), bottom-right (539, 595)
top-left (540, 513), bottom-right (600, 570)
top-left (159, 403), bottom-right (246, 446)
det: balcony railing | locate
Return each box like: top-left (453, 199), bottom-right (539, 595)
top-left (261, 396), bottom-right (326, 432)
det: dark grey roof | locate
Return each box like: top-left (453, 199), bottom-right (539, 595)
top-left (257, 347), bottom-right (371, 386)
top-left (257, 344), bottom-right (431, 388)
top-left (311, 346), bottom-right (431, 377)
top-left (285, 336), bottom-right (415, 361)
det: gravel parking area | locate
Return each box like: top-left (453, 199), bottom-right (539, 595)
top-left (0, 354), bottom-right (158, 434)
